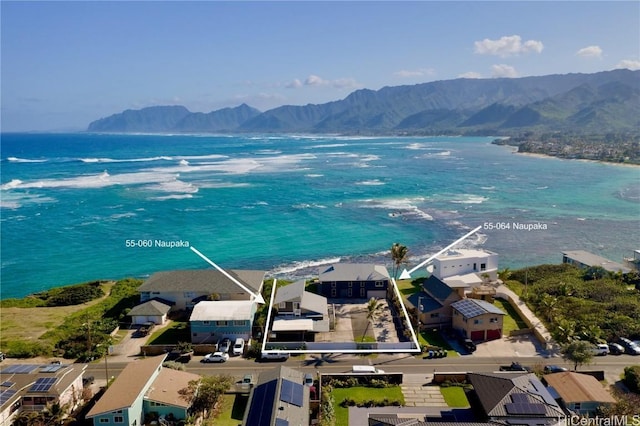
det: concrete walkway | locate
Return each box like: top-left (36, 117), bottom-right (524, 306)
top-left (495, 283), bottom-right (559, 356)
top-left (400, 374), bottom-right (446, 407)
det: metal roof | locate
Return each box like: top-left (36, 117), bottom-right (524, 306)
top-left (189, 300), bottom-right (255, 321)
top-left (138, 269), bottom-right (265, 294)
top-left (319, 263), bottom-right (390, 282)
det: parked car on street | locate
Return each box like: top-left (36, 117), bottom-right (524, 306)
top-left (261, 351), bottom-right (290, 361)
top-left (608, 343), bottom-right (625, 355)
top-left (619, 337), bottom-right (640, 355)
top-left (201, 352), bottom-right (229, 363)
top-left (544, 365), bottom-right (568, 373)
top-left (500, 362), bottom-right (532, 372)
top-left (591, 344), bottom-right (609, 356)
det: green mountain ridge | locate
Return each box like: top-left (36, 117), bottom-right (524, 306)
top-left (87, 69), bottom-right (640, 135)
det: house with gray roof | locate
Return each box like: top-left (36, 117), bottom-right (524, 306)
top-left (128, 299), bottom-right (172, 325)
top-left (243, 365), bottom-right (310, 426)
top-left (451, 298), bottom-right (505, 342)
top-left (467, 372), bottom-right (565, 426)
top-left (411, 275), bottom-right (464, 329)
top-left (318, 263), bottom-right (391, 300)
top-left (137, 269), bottom-right (266, 311)
top-left (272, 280), bottom-right (329, 340)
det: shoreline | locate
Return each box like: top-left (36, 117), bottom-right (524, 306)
top-left (511, 150), bottom-right (640, 168)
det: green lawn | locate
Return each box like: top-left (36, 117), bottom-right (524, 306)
top-left (213, 394), bottom-right (247, 426)
top-left (440, 386), bottom-right (470, 407)
top-left (331, 386), bottom-right (404, 425)
top-left (418, 330), bottom-right (458, 357)
top-left (147, 320), bottom-right (191, 345)
top-left (396, 279), bottom-right (421, 296)
top-left (493, 298), bottom-right (528, 334)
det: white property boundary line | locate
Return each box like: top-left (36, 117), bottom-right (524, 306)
top-left (260, 277), bottom-right (421, 355)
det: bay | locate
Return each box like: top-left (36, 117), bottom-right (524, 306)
top-left (1, 133), bottom-right (638, 299)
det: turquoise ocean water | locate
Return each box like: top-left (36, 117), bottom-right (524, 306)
top-left (1, 133), bottom-right (638, 299)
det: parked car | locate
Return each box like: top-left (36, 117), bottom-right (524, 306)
top-left (201, 352), bottom-right (229, 363)
top-left (218, 338), bottom-right (232, 354)
top-left (233, 338), bottom-right (245, 356)
top-left (544, 365), bottom-right (568, 373)
top-left (241, 374), bottom-right (254, 388)
top-left (136, 321), bottom-right (155, 337)
top-left (591, 344), bottom-right (609, 356)
top-left (500, 362), bottom-right (532, 372)
top-left (608, 343), bottom-right (625, 355)
top-left (0, 352), bottom-right (6, 362)
top-left (460, 338), bottom-right (476, 353)
top-left (304, 373), bottom-right (314, 387)
top-left (619, 337), bottom-right (640, 355)
top-left (261, 351), bottom-right (290, 361)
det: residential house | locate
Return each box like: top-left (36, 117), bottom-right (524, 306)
top-left (0, 363), bottom-right (86, 426)
top-left (86, 355), bottom-right (199, 426)
top-left (468, 372), bottom-right (565, 426)
top-left (271, 279), bottom-right (329, 340)
top-left (451, 298), bottom-right (505, 341)
top-left (243, 366), bottom-right (310, 426)
top-left (189, 300), bottom-right (257, 343)
top-left (128, 300), bottom-right (172, 325)
top-left (318, 263), bottom-right (391, 299)
top-left (544, 372), bottom-right (616, 416)
top-left (562, 250), bottom-right (631, 274)
top-left (412, 275), bottom-right (464, 329)
top-left (137, 269), bottom-right (266, 311)
top-left (431, 249), bottom-right (499, 284)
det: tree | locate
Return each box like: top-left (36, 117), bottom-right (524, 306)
top-left (561, 340), bottom-right (593, 371)
top-left (361, 297), bottom-right (383, 342)
top-left (390, 243), bottom-right (409, 279)
top-left (538, 294), bottom-right (558, 323)
top-left (179, 375), bottom-right (234, 419)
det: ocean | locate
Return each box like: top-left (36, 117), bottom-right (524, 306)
top-left (1, 133), bottom-right (638, 299)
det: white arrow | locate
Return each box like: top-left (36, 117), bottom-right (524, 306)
top-left (190, 246), bottom-right (265, 304)
top-left (399, 225), bottom-right (482, 279)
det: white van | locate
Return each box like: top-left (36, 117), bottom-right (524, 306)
top-left (233, 338), bottom-right (245, 356)
top-left (591, 344), bottom-right (609, 356)
top-left (352, 365), bottom-right (385, 374)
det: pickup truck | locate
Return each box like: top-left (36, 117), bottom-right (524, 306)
top-left (499, 362), bottom-right (532, 372)
top-left (352, 365), bottom-right (385, 374)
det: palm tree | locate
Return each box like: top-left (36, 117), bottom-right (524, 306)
top-left (361, 297), bottom-right (383, 342)
top-left (11, 411), bottom-right (45, 426)
top-left (390, 243), bottom-right (409, 279)
top-left (539, 294), bottom-right (558, 323)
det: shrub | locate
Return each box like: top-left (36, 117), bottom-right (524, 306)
top-left (623, 366), bottom-right (640, 394)
top-left (5, 340), bottom-right (52, 358)
top-left (163, 361), bottom-right (186, 371)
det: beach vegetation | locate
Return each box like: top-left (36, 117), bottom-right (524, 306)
top-left (506, 264), bottom-right (640, 342)
top-left (390, 243), bottom-right (409, 279)
top-left (623, 365), bottom-right (640, 394)
top-left (0, 280), bottom-right (107, 308)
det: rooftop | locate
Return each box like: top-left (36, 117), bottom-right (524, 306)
top-left (562, 250), bottom-right (631, 273)
top-left (544, 372), bottom-right (615, 404)
top-left (138, 269), bottom-right (266, 294)
top-left (451, 298), bottom-right (504, 319)
top-left (189, 300), bottom-right (256, 321)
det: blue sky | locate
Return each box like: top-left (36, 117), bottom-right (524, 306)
top-left (2, 1), bottom-right (639, 132)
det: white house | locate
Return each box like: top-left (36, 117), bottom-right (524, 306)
top-left (431, 248), bottom-right (499, 285)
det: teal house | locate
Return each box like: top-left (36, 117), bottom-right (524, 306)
top-left (86, 355), bottom-right (199, 426)
top-left (189, 300), bottom-right (257, 344)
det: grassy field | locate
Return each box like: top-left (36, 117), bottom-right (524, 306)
top-left (331, 386), bottom-right (404, 425)
top-left (440, 386), bottom-right (470, 407)
top-left (493, 298), bottom-right (528, 334)
top-left (418, 330), bottom-right (458, 357)
top-left (147, 320), bottom-right (191, 345)
top-left (214, 394), bottom-right (247, 426)
top-left (0, 281), bottom-right (116, 345)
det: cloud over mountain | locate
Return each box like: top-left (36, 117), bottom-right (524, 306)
top-left (474, 35), bottom-right (544, 57)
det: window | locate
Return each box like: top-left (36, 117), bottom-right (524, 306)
top-left (99, 419), bottom-right (109, 424)
top-left (473, 263), bottom-right (477, 271)
top-left (234, 320), bottom-right (245, 326)
top-left (574, 403), bottom-right (581, 411)
top-left (202, 321), bottom-right (210, 325)
top-left (347, 289), bottom-right (352, 297)
top-left (375, 281), bottom-right (384, 288)
top-left (480, 263), bottom-right (486, 271)
top-left (331, 289), bottom-right (336, 297)
top-left (360, 282), bottom-right (365, 288)
top-left (474, 319), bottom-right (482, 325)
top-left (114, 416), bottom-right (124, 423)
top-left (490, 317), bottom-right (498, 323)
top-left (279, 302), bottom-right (286, 309)
top-left (430, 313), bottom-right (439, 318)
top-left (331, 282), bottom-right (336, 288)
top-left (217, 321), bottom-right (228, 326)
top-left (293, 302), bottom-right (300, 310)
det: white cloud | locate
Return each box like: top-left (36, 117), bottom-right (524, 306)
top-left (305, 74), bottom-right (326, 86)
top-left (491, 64), bottom-right (518, 78)
top-left (458, 71), bottom-right (482, 79)
top-left (474, 35), bottom-right (544, 57)
top-left (286, 79), bottom-right (303, 89)
top-left (303, 74), bottom-right (360, 89)
top-left (394, 68), bottom-right (436, 78)
top-left (616, 59), bottom-right (640, 70)
top-left (576, 45), bottom-right (603, 58)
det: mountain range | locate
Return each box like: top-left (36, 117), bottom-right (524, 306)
top-left (87, 69), bottom-right (640, 135)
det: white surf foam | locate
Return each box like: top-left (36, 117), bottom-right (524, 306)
top-left (356, 179), bottom-right (385, 186)
top-left (270, 257), bottom-right (342, 276)
top-left (450, 195), bottom-right (489, 204)
top-left (7, 157), bottom-right (47, 163)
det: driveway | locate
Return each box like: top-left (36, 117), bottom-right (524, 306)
top-left (107, 321), bottom-right (174, 362)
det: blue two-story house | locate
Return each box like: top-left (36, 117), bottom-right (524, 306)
top-left (318, 263), bottom-right (391, 300)
top-left (189, 300), bottom-right (257, 343)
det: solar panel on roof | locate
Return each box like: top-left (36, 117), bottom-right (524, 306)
top-left (1, 364), bottom-right (39, 374)
top-left (40, 364), bottom-right (66, 373)
top-left (511, 393), bottom-right (530, 403)
top-left (505, 402), bottom-right (546, 416)
top-left (0, 381), bottom-right (14, 388)
top-left (28, 377), bottom-right (57, 393)
top-left (246, 380), bottom-right (277, 426)
top-left (0, 389), bottom-right (17, 404)
top-left (280, 379), bottom-right (303, 407)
